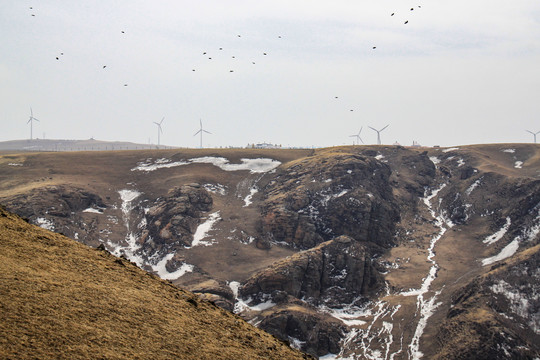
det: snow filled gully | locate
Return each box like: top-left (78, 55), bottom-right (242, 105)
top-left (403, 184), bottom-right (453, 360)
top-left (327, 184), bottom-right (452, 360)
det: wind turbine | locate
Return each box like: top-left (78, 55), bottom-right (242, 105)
top-left (153, 117), bottom-right (164, 146)
top-left (526, 130), bottom-right (540, 144)
top-left (349, 127), bottom-right (364, 145)
top-left (369, 124), bottom-right (389, 145)
top-left (27, 107), bottom-right (40, 140)
top-left (194, 119), bottom-right (211, 148)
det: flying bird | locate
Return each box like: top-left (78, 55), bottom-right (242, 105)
top-left (373, 46), bottom-right (377, 49)
top-left (121, 31), bottom-right (125, 33)
top-left (219, 47), bottom-right (223, 50)
top-left (124, 84), bottom-right (128, 86)
top-left (391, 12), bottom-right (395, 16)
top-left (237, 35), bottom-right (241, 37)
top-left (411, 8), bottom-right (414, 10)
top-left (404, 20), bottom-right (409, 24)
top-left (103, 65), bottom-right (106, 69)
top-left (263, 52), bottom-right (267, 55)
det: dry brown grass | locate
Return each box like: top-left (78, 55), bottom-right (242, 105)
top-left (0, 206), bottom-right (311, 360)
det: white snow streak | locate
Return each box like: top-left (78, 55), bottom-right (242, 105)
top-left (502, 149), bottom-right (515, 153)
top-left (483, 217), bottom-right (511, 245)
top-left (132, 156), bottom-right (281, 173)
top-left (515, 161), bottom-right (523, 169)
top-left (151, 253), bottom-right (194, 280)
top-left (482, 239), bottom-right (520, 266)
top-left (442, 147), bottom-right (459, 153)
top-left (407, 184), bottom-right (451, 360)
top-left (243, 187), bottom-right (258, 207)
top-left (83, 207), bottom-right (103, 214)
top-left (191, 211), bottom-right (220, 247)
top-left (465, 178), bottom-right (481, 196)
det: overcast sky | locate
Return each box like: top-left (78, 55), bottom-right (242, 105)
top-left (1, 0), bottom-right (540, 148)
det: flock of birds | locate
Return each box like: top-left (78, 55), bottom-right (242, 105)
top-left (25, 3), bottom-right (426, 145)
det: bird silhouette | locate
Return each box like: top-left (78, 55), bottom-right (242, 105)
top-left (373, 46), bottom-right (377, 49)
top-left (391, 12), bottom-right (395, 16)
top-left (411, 8), bottom-right (414, 10)
top-left (103, 65), bottom-right (106, 69)
top-left (404, 20), bottom-right (409, 24)
top-left (263, 52), bottom-right (267, 55)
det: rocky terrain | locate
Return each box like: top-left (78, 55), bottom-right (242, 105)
top-left (1, 144), bottom-right (539, 359)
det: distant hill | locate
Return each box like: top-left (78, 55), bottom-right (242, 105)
top-left (0, 138), bottom-right (175, 152)
top-left (0, 206), bottom-right (311, 360)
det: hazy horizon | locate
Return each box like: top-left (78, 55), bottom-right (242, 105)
top-left (1, 1), bottom-right (539, 148)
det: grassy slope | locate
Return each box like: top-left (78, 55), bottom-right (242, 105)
top-left (0, 206), bottom-right (311, 360)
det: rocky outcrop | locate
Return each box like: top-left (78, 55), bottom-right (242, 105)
top-left (241, 235), bottom-right (382, 308)
top-left (2, 185), bottom-right (105, 220)
top-left (433, 245), bottom-right (540, 359)
top-left (257, 305), bottom-right (346, 358)
top-left (143, 183), bottom-right (212, 249)
top-left (259, 151), bottom-right (401, 250)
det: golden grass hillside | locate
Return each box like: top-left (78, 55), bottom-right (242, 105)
top-left (0, 206), bottom-right (311, 360)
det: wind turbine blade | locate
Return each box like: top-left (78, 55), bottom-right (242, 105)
top-left (159, 127), bottom-right (163, 133)
top-left (526, 130), bottom-right (535, 135)
top-left (160, 117), bottom-right (164, 125)
top-left (153, 122), bottom-right (160, 125)
top-left (33, 118), bottom-right (39, 122)
top-left (203, 130), bottom-right (212, 134)
top-left (380, 124), bottom-right (389, 132)
top-left (194, 130), bottom-right (201, 136)
top-left (368, 126), bottom-right (378, 132)
top-left (30, 107), bottom-right (33, 117)
top-left (27, 118), bottom-right (32, 124)
top-left (359, 126), bottom-right (363, 134)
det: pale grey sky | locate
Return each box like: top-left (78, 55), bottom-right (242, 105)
top-left (1, 0), bottom-right (539, 148)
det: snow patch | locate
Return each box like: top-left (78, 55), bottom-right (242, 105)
top-left (482, 239), bottom-right (520, 266)
top-left (442, 147), bottom-right (459, 153)
top-left (490, 280), bottom-right (540, 333)
top-left (131, 158), bottom-right (188, 172)
top-left (429, 156), bottom-right (440, 165)
top-left (203, 183), bottom-right (227, 195)
top-left (465, 178), bottom-right (482, 196)
top-left (151, 253), bottom-right (194, 280)
top-left (484, 217), bottom-right (511, 245)
top-left (243, 187), bottom-right (258, 207)
top-left (502, 149), bottom-right (515, 153)
top-left (35, 217), bottom-right (54, 231)
top-left (132, 156), bottom-right (280, 173)
top-left (375, 154), bottom-right (385, 160)
top-left (83, 207), bottom-right (103, 214)
top-left (514, 161), bottom-right (523, 169)
top-left (456, 158), bottom-right (465, 167)
top-left (190, 157), bottom-right (281, 173)
top-left (8, 163), bottom-right (23, 166)
top-left (191, 211), bottom-right (220, 247)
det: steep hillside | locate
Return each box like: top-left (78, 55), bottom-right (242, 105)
top-left (0, 206), bottom-right (311, 360)
top-left (1, 144), bottom-right (539, 359)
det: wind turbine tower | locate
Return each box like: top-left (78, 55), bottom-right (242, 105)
top-left (153, 117), bottom-right (164, 146)
top-left (526, 129), bottom-right (540, 144)
top-left (27, 107), bottom-right (40, 140)
top-left (369, 124), bottom-right (389, 145)
top-left (349, 127), bottom-right (364, 145)
top-left (194, 119), bottom-right (211, 148)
